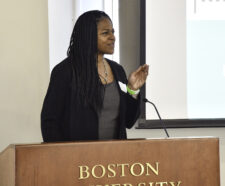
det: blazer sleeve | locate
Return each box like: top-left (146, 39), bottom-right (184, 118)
top-left (119, 65), bottom-right (141, 129)
top-left (41, 65), bottom-right (68, 142)
top-left (124, 93), bottom-right (141, 129)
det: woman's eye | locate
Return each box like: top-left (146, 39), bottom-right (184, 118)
top-left (102, 32), bottom-right (108, 35)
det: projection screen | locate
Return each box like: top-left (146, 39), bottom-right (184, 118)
top-left (140, 0), bottom-right (225, 127)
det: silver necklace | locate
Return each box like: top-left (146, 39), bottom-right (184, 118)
top-left (103, 59), bottom-right (108, 82)
top-left (99, 59), bottom-right (108, 84)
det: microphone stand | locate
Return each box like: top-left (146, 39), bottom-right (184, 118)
top-left (143, 98), bottom-right (170, 138)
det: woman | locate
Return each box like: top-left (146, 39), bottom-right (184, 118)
top-left (41, 10), bottom-right (149, 142)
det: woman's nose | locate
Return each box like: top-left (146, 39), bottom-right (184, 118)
top-left (110, 33), bottom-right (115, 41)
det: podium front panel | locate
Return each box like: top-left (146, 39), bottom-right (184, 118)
top-left (12, 138), bottom-right (220, 186)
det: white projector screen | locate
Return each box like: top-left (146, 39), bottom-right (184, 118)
top-left (145, 0), bottom-right (225, 120)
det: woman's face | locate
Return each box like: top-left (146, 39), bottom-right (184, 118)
top-left (97, 18), bottom-right (115, 55)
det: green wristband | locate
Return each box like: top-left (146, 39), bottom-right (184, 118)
top-left (127, 85), bottom-right (140, 95)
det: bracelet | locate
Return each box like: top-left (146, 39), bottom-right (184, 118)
top-left (127, 85), bottom-right (140, 95)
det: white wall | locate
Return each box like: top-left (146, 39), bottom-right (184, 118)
top-left (0, 0), bottom-right (49, 151)
top-left (48, 0), bottom-right (74, 71)
top-left (75, 0), bottom-right (104, 19)
top-left (145, 0), bottom-right (187, 120)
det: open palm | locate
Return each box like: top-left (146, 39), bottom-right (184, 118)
top-left (127, 64), bottom-right (149, 90)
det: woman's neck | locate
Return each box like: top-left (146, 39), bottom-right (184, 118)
top-left (97, 54), bottom-right (104, 64)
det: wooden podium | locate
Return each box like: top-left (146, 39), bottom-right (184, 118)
top-left (0, 138), bottom-right (220, 186)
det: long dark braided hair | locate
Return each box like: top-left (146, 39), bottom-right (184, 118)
top-left (67, 10), bottom-right (112, 111)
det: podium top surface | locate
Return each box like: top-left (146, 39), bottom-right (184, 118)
top-left (1, 136), bottom-right (219, 154)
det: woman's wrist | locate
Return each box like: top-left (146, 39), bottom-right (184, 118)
top-left (127, 85), bottom-right (140, 95)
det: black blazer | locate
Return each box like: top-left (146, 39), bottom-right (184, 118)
top-left (41, 57), bottom-right (140, 142)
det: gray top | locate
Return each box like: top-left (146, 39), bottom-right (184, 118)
top-left (98, 81), bottom-right (120, 139)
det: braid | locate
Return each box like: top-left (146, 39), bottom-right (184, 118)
top-left (67, 10), bottom-right (111, 111)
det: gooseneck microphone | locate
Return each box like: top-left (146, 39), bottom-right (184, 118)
top-left (143, 98), bottom-right (170, 138)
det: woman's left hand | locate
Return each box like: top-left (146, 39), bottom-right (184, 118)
top-left (127, 64), bottom-right (149, 90)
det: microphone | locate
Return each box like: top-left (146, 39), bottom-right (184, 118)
top-left (143, 98), bottom-right (170, 138)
